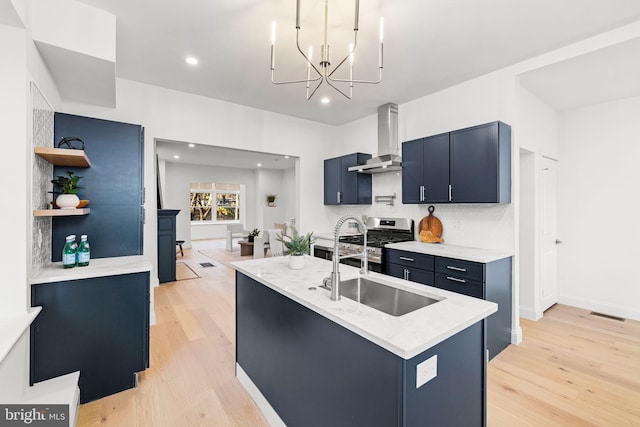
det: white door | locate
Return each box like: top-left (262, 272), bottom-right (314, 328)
top-left (540, 157), bottom-right (559, 312)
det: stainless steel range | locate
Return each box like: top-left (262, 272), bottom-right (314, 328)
top-left (314, 217), bottom-right (415, 273)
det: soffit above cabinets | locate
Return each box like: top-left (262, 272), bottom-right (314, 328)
top-left (31, 0), bottom-right (116, 107)
top-left (519, 36), bottom-right (640, 111)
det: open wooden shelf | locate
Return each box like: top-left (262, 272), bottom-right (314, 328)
top-left (34, 147), bottom-right (91, 167)
top-left (33, 208), bottom-right (90, 217)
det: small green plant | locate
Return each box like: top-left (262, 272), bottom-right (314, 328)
top-left (248, 228), bottom-right (260, 237)
top-left (276, 226), bottom-right (316, 256)
top-left (51, 170), bottom-right (82, 194)
top-left (266, 193), bottom-right (277, 203)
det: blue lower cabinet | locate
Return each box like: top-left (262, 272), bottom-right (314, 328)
top-left (236, 272), bottom-right (486, 427)
top-left (384, 248), bottom-right (512, 361)
top-left (30, 272), bottom-right (150, 403)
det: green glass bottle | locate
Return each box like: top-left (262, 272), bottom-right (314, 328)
top-left (62, 235), bottom-right (77, 268)
top-left (77, 234), bottom-right (90, 267)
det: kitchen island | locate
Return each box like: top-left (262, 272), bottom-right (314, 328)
top-left (233, 256), bottom-right (496, 427)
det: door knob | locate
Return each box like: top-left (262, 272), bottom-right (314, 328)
top-left (555, 239), bottom-right (563, 244)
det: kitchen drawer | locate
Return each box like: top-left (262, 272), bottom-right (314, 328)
top-left (434, 273), bottom-right (484, 299)
top-left (385, 249), bottom-right (434, 271)
top-left (435, 257), bottom-right (484, 282)
top-left (386, 263), bottom-right (435, 286)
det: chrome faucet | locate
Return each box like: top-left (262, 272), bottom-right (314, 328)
top-left (322, 215), bottom-right (368, 301)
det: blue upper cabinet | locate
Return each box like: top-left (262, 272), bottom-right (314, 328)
top-left (401, 121), bottom-right (511, 204)
top-left (51, 113), bottom-right (144, 261)
top-left (324, 153), bottom-right (372, 205)
top-left (402, 133), bottom-right (450, 204)
top-left (450, 122), bottom-right (511, 203)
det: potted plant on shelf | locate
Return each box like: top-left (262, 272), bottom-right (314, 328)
top-left (276, 226), bottom-right (316, 270)
top-left (51, 170), bottom-right (82, 209)
top-left (266, 193), bottom-right (278, 207)
top-left (248, 228), bottom-right (260, 243)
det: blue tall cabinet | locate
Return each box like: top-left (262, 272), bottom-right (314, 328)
top-left (51, 113), bottom-right (144, 260)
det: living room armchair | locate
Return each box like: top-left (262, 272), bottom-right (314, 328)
top-left (226, 223), bottom-right (249, 251)
top-left (253, 229), bottom-right (285, 258)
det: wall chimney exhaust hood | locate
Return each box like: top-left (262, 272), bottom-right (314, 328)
top-left (348, 103), bottom-right (401, 174)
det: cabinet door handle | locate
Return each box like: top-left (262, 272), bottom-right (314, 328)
top-left (337, 191), bottom-right (341, 204)
top-left (406, 269), bottom-right (411, 279)
top-left (446, 265), bottom-right (466, 272)
top-left (399, 256), bottom-right (414, 262)
top-left (448, 184), bottom-right (452, 202)
top-left (446, 276), bottom-right (466, 283)
top-left (420, 185), bottom-right (425, 202)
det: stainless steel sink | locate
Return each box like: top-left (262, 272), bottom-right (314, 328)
top-left (338, 277), bottom-right (442, 316)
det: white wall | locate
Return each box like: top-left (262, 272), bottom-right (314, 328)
top-left (254, 168), bottom-right (294, 232)
top-left (62, 78), bottom-right (340, 286)
top-left (336, 69), bottom-right (518, 252)
top-left (163, 162), bottom-right (256, 244)
top-left (559, 96), bottom-right (640, 321)
top-left (515, 85), bottom-right (560, 320)
top-left (0, 23), bottom-right (28, 315)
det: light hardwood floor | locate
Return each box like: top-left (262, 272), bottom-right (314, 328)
top-left (77, 239), bottom-right (640, 426)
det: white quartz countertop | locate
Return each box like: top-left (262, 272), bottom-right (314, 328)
top-left (31, 255), bottom-right (152, 285)
top-left (385, 241), bottom-right (513, 263)
top-left (0, 308), bottom-right (41, 365)
top-left (232, 256), bottom-right (496, 359)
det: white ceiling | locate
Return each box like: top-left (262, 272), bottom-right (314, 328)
top-left (155, 139), bottom-right (297, 171)
top-left (75, 0), bottom-right (640, 125)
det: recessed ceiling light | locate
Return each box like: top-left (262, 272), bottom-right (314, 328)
top-left (257, 163), bottom-right (262, 167)
top-left (185, 56), bottom-right (198, 65)
top-left (188, 143), bottom-right (195, 148)
top-left (173, 155), bottom-right (180, 159)
top-left (320, 97), bottom-right (330, 104)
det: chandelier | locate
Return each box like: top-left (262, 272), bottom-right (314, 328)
top-left (270, 0), bottom-right (384, 100)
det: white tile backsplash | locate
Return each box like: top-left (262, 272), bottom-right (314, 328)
top-left (321, 172), bottom-right (514, 253)
top-left (31, 82), bottom-right (54, 273)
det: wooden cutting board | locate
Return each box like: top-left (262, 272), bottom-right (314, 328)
top-left (418, 205), bottom-right (444, 243)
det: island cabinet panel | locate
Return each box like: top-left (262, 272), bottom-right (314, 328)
top-left (323, 153), bottom-right (372, 205)
top-left (30, 272), bottom-right (150, 404)
top-left (236, 272), bottom-right (487, 427)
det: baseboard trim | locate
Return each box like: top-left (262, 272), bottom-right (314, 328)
top-left (559, 296), bottom-right (640, 322)
top-left (519, 305), bottom-right (543, 321)
top-left (236, 363), bottom-right (285, 427)
top-left (511, 326), bottom-right (523, 345)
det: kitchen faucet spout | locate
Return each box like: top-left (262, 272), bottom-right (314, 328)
top-left (323, 215), bottom-right (368, 301)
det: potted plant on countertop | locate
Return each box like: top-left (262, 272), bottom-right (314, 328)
top-left (266, 193), bottom-right (278, 207)
top-left (248, 228), bottom-right (260, 243)
top-left (276, 226), bottom-right (316, 270)
top-left (51, 170), bottom-right (82, 209)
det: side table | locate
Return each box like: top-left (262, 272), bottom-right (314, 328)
top-left (238, 240), bottom-right (254, 256)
